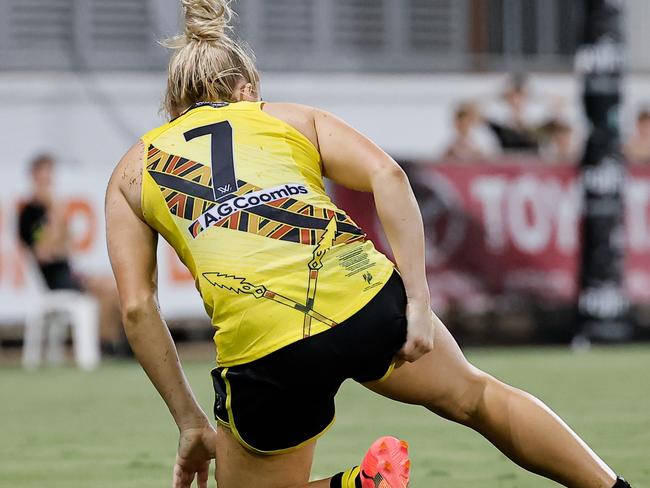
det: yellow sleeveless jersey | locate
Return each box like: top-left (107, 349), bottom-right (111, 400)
top-left (140, 101), bottom-right (395, 367)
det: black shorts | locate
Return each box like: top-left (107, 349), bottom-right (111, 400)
top-left (39, 260), bottom-right (84, 291)
top-left (211, 271), bottom-right (407, 454)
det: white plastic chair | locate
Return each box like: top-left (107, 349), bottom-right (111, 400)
top-left (22, 261), bottom-right (100, 371)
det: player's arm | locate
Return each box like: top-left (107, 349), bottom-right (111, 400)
top-left (105, 142), bottom-right (214, 488)
top-left (313, 109), bottom-right (434, 362)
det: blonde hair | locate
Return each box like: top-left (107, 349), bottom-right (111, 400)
top-left (163, 0), bottom-right (260, 119)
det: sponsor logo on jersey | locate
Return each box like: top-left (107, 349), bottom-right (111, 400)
top-left (191, 183), bottom-right (309, 233)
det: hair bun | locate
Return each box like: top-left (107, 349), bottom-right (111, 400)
top-left (163, 0), bottom-right (259, 118)
top-left (182, 0), bottom-right (233, 43)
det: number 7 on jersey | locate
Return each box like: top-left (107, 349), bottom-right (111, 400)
top-left (184, 121), bottom-right (237, 201)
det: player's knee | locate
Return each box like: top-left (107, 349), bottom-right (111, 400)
top-left (455, 371), bottom-right (491, 425)
top-left (121, 294), bottom-right (156, 324)
top-left (430, 369), bottom-right (491, 425)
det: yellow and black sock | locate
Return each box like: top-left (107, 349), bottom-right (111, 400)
top-left (330, 466), bottom-right (362, 488)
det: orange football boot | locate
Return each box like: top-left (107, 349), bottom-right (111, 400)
top-left (359, 436), bottom-right (411, 488)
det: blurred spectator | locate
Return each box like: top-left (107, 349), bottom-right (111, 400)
top-left (17, 155), bottom-right (126, 355)
top-left (485, 73), bottom-right (569, 157)
top-left (443, 102), bottom-right (493, 161)
top-left (485, 74), bottom-right (540, 153)
top-left (624, 109), bottom-right (650, 163)
top-left (538, 119), bottom-right (578, 163)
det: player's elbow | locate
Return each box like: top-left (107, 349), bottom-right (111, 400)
top-left (371, 163), bottom-right (409, 189)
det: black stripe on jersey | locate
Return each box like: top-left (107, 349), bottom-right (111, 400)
top-left (149, 172), bottom-right (245, 205)
top-left (238, 212), bottom-right (249, 232)
top-left (246, 204), bottom-right (364, 236)
top-left (184, 196), bottom-right (196, 220)
top-left (280, 200), bottom-right (295, 210)
top-left (150, 171), bottom-right (214, 201)
top-left (162, 157), bottom-right (174, 173)
top-left (335, 211), bottom-right (348, 222)
top-left (282, 227), bottom-right (301, 243)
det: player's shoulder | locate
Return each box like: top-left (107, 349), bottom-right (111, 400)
top-left (106, 140), bottom-right (145, 213)
top-left (262, 102), bottom-right (320, 150)
top-left (262, 101), bottom-right (314, 112)
top-left (140, 117), bottom-right (176, 145)
top-left (262, 102), bottom-right (318, 124)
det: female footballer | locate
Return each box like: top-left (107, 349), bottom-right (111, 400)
top-left (105, 1), bottom-right (633, 487)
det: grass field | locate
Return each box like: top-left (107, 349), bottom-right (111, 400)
top-left (1, 346), bottom-right (649, 487)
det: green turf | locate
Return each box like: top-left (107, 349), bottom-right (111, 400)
top-left (1, 346), bottom-right (648, 487)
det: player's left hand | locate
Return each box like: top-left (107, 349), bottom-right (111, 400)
top-left (173, 424), bottom-right (217, 488)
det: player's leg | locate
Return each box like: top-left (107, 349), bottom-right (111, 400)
top-left (214, 426), bottom-right (370, 488)
top-left (211, 272), bottom-right (411, 488)
top-left (214, 425), bottom-right (321, 487)
top-left (365, 317), bottom-right (621, 488)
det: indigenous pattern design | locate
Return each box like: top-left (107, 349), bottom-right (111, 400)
top-left (146, 145), bottom-right (215, 221)
top-left (146, 145), bottom-right (366, 246)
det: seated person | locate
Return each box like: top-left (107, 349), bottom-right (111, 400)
top-left (18, 154), bottom-right (126, 355)
top-left (486, 73), bottom-right (543, 154)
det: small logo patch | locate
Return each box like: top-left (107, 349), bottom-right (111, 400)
top-left (217, 183), bottom-right (232, 194)
top-left (363, 271), bottom-right (373, 284)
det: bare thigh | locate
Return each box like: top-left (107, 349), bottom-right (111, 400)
top-left (215, 425), bottom-right (317, 488)
top-left (365, 319), bottom-right (488, 423)
top-left (82, 274), bottom-right (118, 302)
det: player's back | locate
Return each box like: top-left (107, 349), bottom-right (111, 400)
top-left (140, 101), bottom-right (394, 366)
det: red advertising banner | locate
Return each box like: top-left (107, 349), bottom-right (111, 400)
top-left (333, 162), bottom-right (650, 312)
